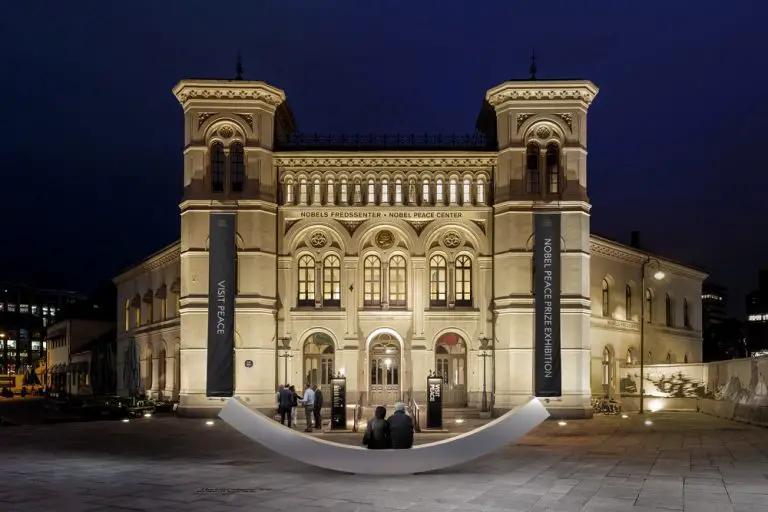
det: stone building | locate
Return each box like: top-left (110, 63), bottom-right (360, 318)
top-left (113, 77), bottom-right (706, 418)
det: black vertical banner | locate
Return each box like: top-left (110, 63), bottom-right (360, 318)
top-left (206, 213), bottom-right (236, 397)
top-left (534, 213), bottom-right (562, 397)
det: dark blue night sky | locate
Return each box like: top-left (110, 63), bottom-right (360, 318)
top-left (2, 1), bottom-right (766, 316)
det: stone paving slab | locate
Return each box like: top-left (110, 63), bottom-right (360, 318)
top-left (1, 412), bottom-right (768, 511)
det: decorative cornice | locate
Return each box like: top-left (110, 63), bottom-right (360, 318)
top-left (172, 80), bottom-right (286, 107)
top-left (589, 237), bottom-right (708, 281)
top-left (486, 81), bottom-right (599, 108)
top-left (114, 243), bottom-right (181, 284)
top-left (273, 155), bottom-right (496, 169)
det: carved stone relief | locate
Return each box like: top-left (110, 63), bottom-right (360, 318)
top-left (442, 231), bottom-right (462, 249)
top-left (375, 230), bottom-right (395, 250)
top-left (309, 231), bottom-right (328, 249)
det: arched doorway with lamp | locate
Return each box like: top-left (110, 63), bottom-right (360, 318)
top-left (302, 333), bottom-right (335, 400)
top-left (434, 332), bottom-right (467, 407)
top-left (368, 331), bottom-right (402, 406)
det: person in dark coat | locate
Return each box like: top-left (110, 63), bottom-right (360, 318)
top-left (279, 384), bottom-right (294, 427)
top-left (312, 384), bottom-right (324, 429)
top-left (387, 402), bottom-right (414, 449)
top-left (363, 406), bottom-right (390, 449)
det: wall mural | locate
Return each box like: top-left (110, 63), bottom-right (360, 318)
top-left (619, 356), bottom-right (768, 406)
top-left (619, 369), bottom-right (707, 398)
top-left (707, 357), bottom-right (768, 407)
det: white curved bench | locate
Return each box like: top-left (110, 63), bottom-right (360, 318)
top-left (218, 396), bottom-right (549, 476)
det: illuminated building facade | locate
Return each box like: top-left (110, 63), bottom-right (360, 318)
top-left (113, 78), bottom-right (707, 418)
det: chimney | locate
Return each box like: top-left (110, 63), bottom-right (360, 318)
top-left (630, 231), bottom-right (641, 249)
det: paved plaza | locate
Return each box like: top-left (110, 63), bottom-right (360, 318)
top-left (1, 411), bottom-right (768, 512)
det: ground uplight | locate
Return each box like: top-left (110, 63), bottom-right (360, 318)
top-left (144, 412), bottom-right (152, 418)
top-left (644, 420), bottom-right (653, 426)
top-left (621, 414), bottom-right (628, 419)
top-left (206, 420), bottom-right (215, 426)
top-left (455, 419), bottom-right (465, 424)
top-left (122, 418), bottom-right (130, 423)
top-left (557, 421), bottom-right (567, 426)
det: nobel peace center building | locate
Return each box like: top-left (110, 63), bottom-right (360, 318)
top-left (113, 77), bottom-right (707, 418)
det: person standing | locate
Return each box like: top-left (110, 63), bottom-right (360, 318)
top-left (312, 384), bottom-right (324, 430)
top-left (279, 384), bottom-right (294, 427)
top-left (300, 383), bottom-right (315, 432)
top-left (289, 385), bottom-right (299, 426)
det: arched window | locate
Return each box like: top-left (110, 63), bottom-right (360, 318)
top-left (297, 255), bottom-right (315, 307)
top-left (477, 178), bottom-right (486, 204)
top-left (367, 179), bottom-right (376, 204)
top-left (353, 179), bottom-right (362, 204)
top-left (665, 294), bottom-right (674, 327)
top-left (601, 279), bottom-right (610, 317)
top-left (160, 296), bottom-right (167, 321)
top-left (645, 289), bottom-right (653, 323)
top-left (124, 300), bottom-right (131, 332)
top-left (683, 298), bottom-right (691, 328)
top-left (394, 179), bottom-right (402, 204)
top-left (285, 179), bottom-right (294, 204)
top-left (388, 255), bottom-right (407, 307)
top-left (422, 179), bottom-right (430, 204)
top-left (435, 179), bottom-right (444, 204)
top-left (625, 285), bottom-right (632, 320)
top-left (326, 178), bottom-right (335, 205)
top-left (408, 179), bottom-right (417, 204)
top-left (363, 255), bottom-right (381, 307)
top-left (230, 142), bottom-right (245, 192)
top-left (626, 349), bottom-right (634, 365)
top-left (210, 143), bottom-right (226, 192)
top-left (299, 178), bottom-right (308, 204)
top-left (322, 255), bottom-right (341, 307)
top-left (545, 143), bottom-right (559, 194)
top-left (134, 303), bottom-right (141, 328)
top-left (462, 178), bottom-right (471, 205)
top-left (429, 255), bottom-right (448, 307)
top-left (340, 178), bottom-right (348, 204)
top-left (312, 178), bottom-right (322, 205)
top-left (602, 347), bottom-right (611, 386)
top-left (526, 142), bottom-right (540, 194)
top-left (449, 179), bottom-right (458, 204)
top-left (455, 255), bottom-right (472, 307)
top-left (381, 179), bottom-right (389, 205)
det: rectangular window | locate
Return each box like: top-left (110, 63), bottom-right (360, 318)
top-left (436, 180), bottom-right (444, 203)
top-left (7, 304), bottom-right (15, 313)
top-left (462, 179), bottom-right (471, 205)
top-left (422, 181), bottom-right (430, 203)
top-left (285, 182), bottom-right (294, 204)
top-left (477, 181), bottom-right (485, 203)
top-left (449, 180), bottom-right (457, 203)
top-left (326, 181), bottom-right (335, 205)
top-left (19, 304), bottom-right (29, 314)
top-left (340, 181), bottom-right (348, 204)
top-left (394, 180), bottom-right (402, 204)
top-left (380, 180), bottom-right (389, 204)
top-left (31, 305), bottom-right (38, 315)
top-left (367, 181), bottom-right (375, 204)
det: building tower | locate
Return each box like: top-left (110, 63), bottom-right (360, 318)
top-left (172, 79), bottom-right (294, 415)
top-left (483, 79), bottom-right (598, 418)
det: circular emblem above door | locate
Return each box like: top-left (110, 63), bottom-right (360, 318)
top-left (375, 230), bottom-right (395, 249)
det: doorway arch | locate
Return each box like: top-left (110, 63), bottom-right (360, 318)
top-left (368, 332), bottom-right (401, 405)
top-left (435, 333), bottom-right (467, 406)
top-left (302, 333), bottom-right (335, 399)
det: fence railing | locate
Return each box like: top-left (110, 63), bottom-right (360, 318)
top-left (275, 132), bottom-right (496, 151)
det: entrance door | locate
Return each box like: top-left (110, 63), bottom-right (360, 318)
top-left (303, 334), bottom-right (335, 400)
top-left (369, 334), bottom-right (400, 405)
top-left (435, 333), bottom-right (467, 406)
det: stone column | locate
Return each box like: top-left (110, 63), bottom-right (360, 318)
top-left (314, 260), bottom-right (323, 309)
top-left (151, 355), bottom-right (160, 398)
top-left (344, 257), bottom-right (358, 337)
top-left (447, 260), bottom-right (455, 309)
top-left (412, 258), bottom-right (425, 336)
top-left (381, 260), bottom-right (390, 310)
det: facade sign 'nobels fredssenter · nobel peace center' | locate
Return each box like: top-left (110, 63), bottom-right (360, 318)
top-left (113, 76), bottom-right (709, 419)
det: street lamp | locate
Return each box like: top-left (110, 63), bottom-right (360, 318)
top-left (478, 337), bottom-right (493, 413)
top-left (277, 336), bottom-right (292, 386)
top-left (639, 257), bottom-right (665, 414)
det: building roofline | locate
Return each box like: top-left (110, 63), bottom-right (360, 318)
top-left (113, 240), bottom-right (181, 285)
